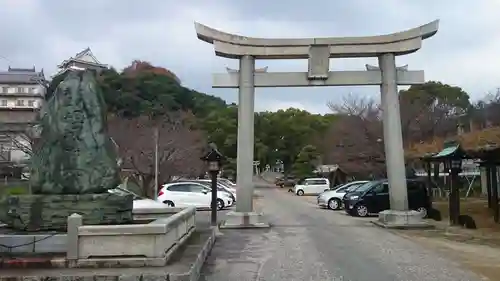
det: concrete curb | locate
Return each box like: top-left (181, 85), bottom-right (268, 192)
top-left (169, 226), bottom-right (217, 281)
top-left (0, 227), bottom-right (218, 281)
top-left (371, 220), bottom-right (435, 230)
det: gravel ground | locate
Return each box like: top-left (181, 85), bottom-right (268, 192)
top-left (199, 187), bottom-right (485, 281)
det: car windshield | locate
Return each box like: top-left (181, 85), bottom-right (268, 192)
top-left (217, 181), bottom-right (233, 189)
top-left (346, 183), bottom-right (366, 192)
top-left (110, 186), bottom-right (142, 200)
top-left (331, 183), bottom-right (348, 191)
top-left (353, 181), bottom-right (379, 193)
top-left (194, 181), bottom-right (228, 192)
top-left (219, 179), bottom-right (234, 186)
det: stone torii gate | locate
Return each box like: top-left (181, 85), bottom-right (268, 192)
top-left (195, 20), bottom-right (439, 228)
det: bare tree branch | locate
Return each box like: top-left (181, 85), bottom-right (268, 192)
top-left (108, 112), bottom-right (205, 197)
top-left (323, 94), bottom-right (385, 177)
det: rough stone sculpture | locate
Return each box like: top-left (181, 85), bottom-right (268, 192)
top-left (30, 70), bottom-right (120, 194)
top-left (0, 71), bottom-right (133, 231)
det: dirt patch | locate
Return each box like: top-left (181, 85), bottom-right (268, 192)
top-left (391, 198), bottom-right (500, 280)
top-left (433, 198), bottom-right (500, 233)
top-left (397, 231), bottom-right (500, 281)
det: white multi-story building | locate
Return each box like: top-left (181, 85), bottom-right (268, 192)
top-left (0, 66), bottom-right (45, 164)
top-left (0, 66), bottom-right (45, 111)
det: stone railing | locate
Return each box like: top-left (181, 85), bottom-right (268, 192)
top-left (66, 206), bottom-right (196, 267)
top-left (132, 206), bottom-right (185, 222)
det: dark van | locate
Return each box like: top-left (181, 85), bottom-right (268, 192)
top-left (343, 179), bottom-right (430, 217)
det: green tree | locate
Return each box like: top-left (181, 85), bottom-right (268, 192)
top-left (399, 81), bottom-right (471, 142)
top-left (255, 109), bottom-right (332, 171)
top-left (292, 145), bottom-right (319, 178)
top-left (97, 62), bottom-right (226, 118)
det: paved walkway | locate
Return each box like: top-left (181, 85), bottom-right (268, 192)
top-left (200, 187), bottom-right (485, 281)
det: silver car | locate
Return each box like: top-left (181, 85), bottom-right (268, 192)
top-left (317, 181), bottom-right (369, 210)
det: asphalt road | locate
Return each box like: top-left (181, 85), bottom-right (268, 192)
top-left (200, 187), bottom-right (484, 281)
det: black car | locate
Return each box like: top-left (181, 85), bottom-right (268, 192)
top-left (276, 176), bottom-right (298, 188)
top-left (343, 179), bottom-right (431, 217)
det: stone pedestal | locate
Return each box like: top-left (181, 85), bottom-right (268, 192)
top-left (220, 211), bottom-right (270, 229)
top-left (372, 210), bottom-right (433, 229)
top-left (0, 193), bottom-right (133, 231)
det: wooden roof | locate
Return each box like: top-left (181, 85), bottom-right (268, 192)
top-left (406, 127), bottom-right (500, 159)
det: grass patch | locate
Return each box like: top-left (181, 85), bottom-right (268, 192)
top-left (433, 198), bottom-right (500, 230)
top-left (0, 183), bottom-right (29, 197)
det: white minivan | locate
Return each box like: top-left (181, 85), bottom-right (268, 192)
top-left (294, 178), bottom-right (330, 196)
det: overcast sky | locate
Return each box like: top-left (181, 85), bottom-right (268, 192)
top-left (1, 0), bottom-right (499, 114)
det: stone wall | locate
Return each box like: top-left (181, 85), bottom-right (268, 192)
top-left (0, 193), bottom-right (133, 231)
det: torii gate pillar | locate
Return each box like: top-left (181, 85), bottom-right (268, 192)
top-left (379, 54), bottom-right (409, 211)
top-left (236, 55), bottom-right (256, 214)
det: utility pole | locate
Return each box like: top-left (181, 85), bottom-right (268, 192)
top-left (154, 126), bottom-right (159, 200)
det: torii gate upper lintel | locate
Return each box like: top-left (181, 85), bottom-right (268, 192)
top-left (194, 20), bottom-right (440, 227)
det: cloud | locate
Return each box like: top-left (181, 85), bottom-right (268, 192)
top-left (1, 0), bottom-right (500, 113)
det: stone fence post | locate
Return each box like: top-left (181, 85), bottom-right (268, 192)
top-left (67, 213), bottom-right (82, 260)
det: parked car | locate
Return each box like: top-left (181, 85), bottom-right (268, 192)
top-left (218, 178), bottom-right (236, 188)
top-left (276, 175), bottom-right (298, 188)
top-left (187, 179), bottom-right (237, 202)
top-left (157, 182), bottom-right (233, 210)
top-left (293, 178), bottom-right (330, 196)
top-left (317, 181), bottom-right (369, 210)
top-left (108, 186), bottom-right (170, 210)
top-left (343, 179), bottom-right (431, 217)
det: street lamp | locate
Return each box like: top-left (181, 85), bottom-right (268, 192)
top-left (200, 143), bottom-right (225, 226)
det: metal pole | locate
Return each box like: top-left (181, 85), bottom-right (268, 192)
top-left (154, 126), bottom-right (159, 200)
top-left (210, 170), bottom-right (218, 226)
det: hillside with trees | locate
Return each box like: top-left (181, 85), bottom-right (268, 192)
top-left (33, 60), bottom-right (500, 195)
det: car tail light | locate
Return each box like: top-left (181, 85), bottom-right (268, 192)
top-left (158, 190), bottom-right (164, 196)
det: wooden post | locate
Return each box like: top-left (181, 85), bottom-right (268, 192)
top-left (491, 165), bottom-right (499, 223)
top-left (432, 162), bottom-right (440, 188)
top-left (487, 165), bottom-right (493, 209)
top-left (449, 169), bottom-right (461, 225)
top-left (425, 161), bottom-right (433, 202)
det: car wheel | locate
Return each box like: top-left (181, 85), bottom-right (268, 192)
top-left (328, 198), bottom-right (341, 210)
top-left (163, 200), bottom-right (175, 207)
top-left (354, 204), bottom-right (369, 217)
top-left (216, 199), bottom-right (224, 210)
top-left (415, 206), bottom-right (428, 218)
top-left (296, 189), bottom-right (304, 196)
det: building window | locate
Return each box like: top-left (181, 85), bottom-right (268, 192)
top-left (1, 100), bottom-right (7, 106)
top-left (16, 87), bottom-right (27, 93)
top-left (1, 87), bottom-right (8, 94)
top-left (28, 88), bottom-right (35, 94)
top-left (28, 100), bottom-right (35, 107)
top-left (0, 143), bottom-right (11, 161)
top-left (16, 100), bottom-right (25, 106)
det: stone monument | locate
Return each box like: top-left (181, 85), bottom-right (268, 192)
top-left (0, 70), bottom-right (133, 231)
top-left (194, 20), bottom-right (439, 228)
